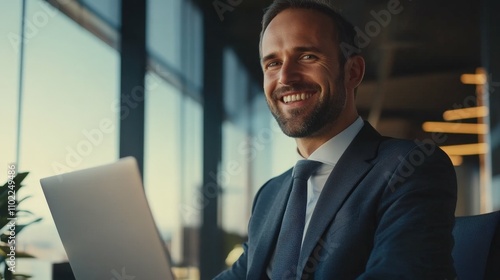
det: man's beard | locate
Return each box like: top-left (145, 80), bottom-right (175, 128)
top-left (268, 76), bottom-right (346, 138)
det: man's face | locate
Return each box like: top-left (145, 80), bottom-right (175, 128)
top-left (260, 8), bottom-right (346, 138)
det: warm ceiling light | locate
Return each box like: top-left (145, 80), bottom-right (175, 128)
top-left (460, 73), bottom-right (486, 85)
top-left (443, 106), bottom-right (489, 121)
top-left (440, 143), bottom-right (489, 156)
top-left (448, 155), bottom-right (463, 166)
top-left (422, 122), bottom-right (488, 134)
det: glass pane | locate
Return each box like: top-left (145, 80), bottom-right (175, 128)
top-left (146, 1), bottom-right (203, 277)
top-left (220, 48), bottom-right (254, 267)
top-left (249, 93), bottom-right (296, 189)
top-left (80, 0), bottom-right (121, 29)
top-left (147, 0), bottom-right (203, 97)
top-left (0, 0), bottom-right (22, 173)
top-left (178, 96), bottom-right (203, 274)
top-left (224, 48), bottom-right (249, 121)
top-left (144, 71), bottom-right (182, 261)
top-left (221, 121), bottom-right (251, 235)
top-left (147, 0), bottom-right (182, 71)
top-left (180, 1), bottom-right (203, 89)
top-left (179, 97), bottom-right (203, 230)
top-left (10, 0), bottom-right (119, 277)
top-left (145, 71), bottom-right (203, 277)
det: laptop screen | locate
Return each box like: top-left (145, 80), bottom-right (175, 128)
top-left (40, 157), bottom-right (175, 280)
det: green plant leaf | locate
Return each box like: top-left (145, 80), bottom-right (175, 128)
top-left (16, 196), bottom-right (32, 205)
top-left (12, 210), bottom-right (34, 217)
top-left (0, 218), bottom-right (43, 244)
top-left (0, 172), bottom-right (41, 278)
top-left (1, 172), bottom-right (29, 187)
top-left (0, 172), bottom-right (29, 193)
top-left (0, 172), bottom-right (30, 229)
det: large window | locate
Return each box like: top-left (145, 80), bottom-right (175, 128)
top-left (2, 0), bottom-right (299, 278)
top-left (0, 0), bottom-right (22, 177)
top-left (1, 0), bottom-right (119, 277)
top-left (145, 0), bottom-right (203, 277)
top-left (220, 48), bottom-right (297, 268)
top-left (144, 72), bottom-right (203, 270)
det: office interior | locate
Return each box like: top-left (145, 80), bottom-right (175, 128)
top-left (1, 0), bottom-right (499, 279)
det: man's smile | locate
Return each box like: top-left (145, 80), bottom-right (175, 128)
top-left (281, 92), bottom-right (315, 104)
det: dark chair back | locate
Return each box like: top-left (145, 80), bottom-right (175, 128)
top-left (453, 210), bottom-right (500, 280)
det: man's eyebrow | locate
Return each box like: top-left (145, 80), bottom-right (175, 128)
top-left (261, 46), bottom-right (323, 64)
top-left (293, 46), bottom-right (322, 54)
top-left (261, 53), bottom-right (277, 64)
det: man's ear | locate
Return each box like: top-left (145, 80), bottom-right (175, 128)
top-left (343, 55), bottom-right (365, 90)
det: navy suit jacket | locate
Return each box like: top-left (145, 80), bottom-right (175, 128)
top-left (215, 122), bottom-right (457, 279)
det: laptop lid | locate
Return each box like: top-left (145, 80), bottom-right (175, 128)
top-left (40, 157), bottom-right (175, 280)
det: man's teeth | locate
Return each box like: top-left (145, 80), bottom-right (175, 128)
top-left (283, 93), bottom-right (312, 103)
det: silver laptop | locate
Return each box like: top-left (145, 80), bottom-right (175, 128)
top-left (40, 157), bottom-right (175, 280)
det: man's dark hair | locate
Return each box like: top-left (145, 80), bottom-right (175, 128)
top-left (260, 0), bottom-right (360, 65)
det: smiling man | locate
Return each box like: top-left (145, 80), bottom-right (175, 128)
top-left (215, 0), bottom-right (457, 279)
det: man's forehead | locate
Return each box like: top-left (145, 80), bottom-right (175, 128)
top-left (260, 8), bottom-right (337, 57)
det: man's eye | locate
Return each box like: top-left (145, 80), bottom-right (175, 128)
top-left (267, 61), bottom-right (280, 68)
top-left (301, 54), bottom-right (316, 60)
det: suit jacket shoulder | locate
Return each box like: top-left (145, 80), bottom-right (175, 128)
top-left (216, 122), bottom-right (457, 280)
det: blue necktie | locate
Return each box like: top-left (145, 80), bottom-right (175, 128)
top-left (272, 160), bottom-right (322, 280)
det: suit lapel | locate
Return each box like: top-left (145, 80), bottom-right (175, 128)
top-left (297, 122), bottom-right (383, 274)
top-left (247, 173), bottom-right (293, 279)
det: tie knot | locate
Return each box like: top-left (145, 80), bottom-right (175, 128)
top-left (293, 160), bottom-right (322, 181)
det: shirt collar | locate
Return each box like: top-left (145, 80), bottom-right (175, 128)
top-left (297, 117), bottom-right (364, 166)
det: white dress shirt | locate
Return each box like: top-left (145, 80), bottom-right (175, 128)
top-left (300, 117), bottom-right (364, 243)
top-left (267, 117), bottom-right (364, 277)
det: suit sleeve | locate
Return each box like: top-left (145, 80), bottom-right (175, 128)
top-left (213, 242), bottom-right (248, 280)
top-left (213, 178), bottom-right (275, 279)
top-left (358, 144), bottom-right (457, 280)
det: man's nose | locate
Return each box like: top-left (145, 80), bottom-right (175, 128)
top-left (279, 61), bottom-right (301, 85)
